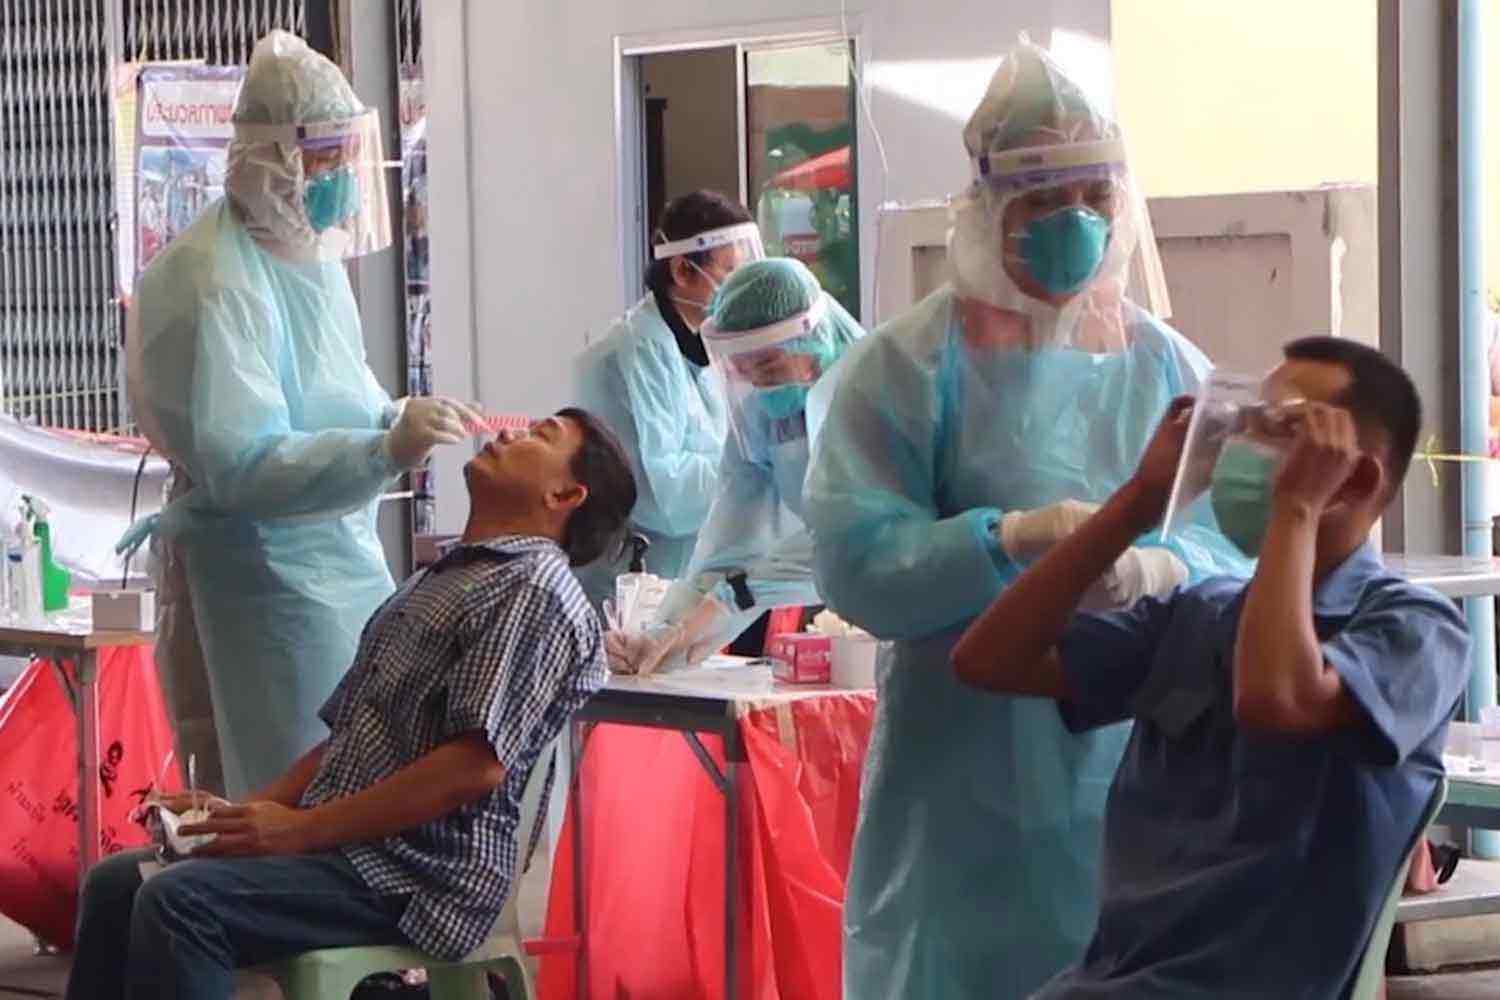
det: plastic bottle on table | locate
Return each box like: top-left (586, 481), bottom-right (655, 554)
top-left (12, 515), bottom-right (41, 624)
top-left (0, 527), bottom-right (12, 621)
top-left (25, 497), bottom-right (71, 612)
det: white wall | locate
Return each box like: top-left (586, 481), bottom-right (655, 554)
top-left (1146, 187), bottom-right (1380, 367)
top-left (879, 187), bottom-right (1380, 372)
top-left (424, 0), bottom-right (1108, 531)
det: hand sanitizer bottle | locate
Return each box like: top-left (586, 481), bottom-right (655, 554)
top-left (14, 510), bottom-right (41, 624)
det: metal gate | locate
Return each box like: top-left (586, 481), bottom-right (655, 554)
top-left (124, 0), bottom-right (305, 63)
top-left (396, 0), bottom-right (420, 68)
top-left (394, 0), bottom-right (434, 533)
top-left (0, 1), bottom-right (306, 433)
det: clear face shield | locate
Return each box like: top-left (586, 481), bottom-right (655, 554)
top-left (702, 294), bottom-right (833, 458)
top-left (1161, 370), bottom-right (1304, 556)
top-left (233, 107), bottom-right (393, 261)
top-left (651, 221), bottom-right (766, 269)
top-left (948, 138), bottom-right (1171, 353)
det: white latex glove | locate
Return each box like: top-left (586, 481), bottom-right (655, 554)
top-left (1080, 547), bottom-right (1187, 612)
top-left (679, 593), bottom-right (734, 665)
top-left (998, 499), bottom-right (1100, 562)
top-left (608, 595), bottom-right (733, 675)
top-left (383, 396), bottom-right (485, 470)
top-left (605, 624), bottom-right (683, 677)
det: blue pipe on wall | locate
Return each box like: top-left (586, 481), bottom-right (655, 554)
top-left (1457, 0), bottom-right (1496, 858)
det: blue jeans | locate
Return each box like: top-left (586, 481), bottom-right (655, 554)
top-left (66, 848), bottom-right (409, 1000)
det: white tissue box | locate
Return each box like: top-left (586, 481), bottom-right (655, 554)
top-left (832, 636), bottom-right (879, 689)
top-left (1482, 706), bottom-right (1500, 741)
top-left (92, 589), bottom-right (155, 631)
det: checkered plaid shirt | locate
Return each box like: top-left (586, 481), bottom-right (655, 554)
top-left (300, 534), bottom-right (605, 960)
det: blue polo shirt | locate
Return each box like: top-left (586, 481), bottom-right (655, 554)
top-left (1036, 544), bottom-right (1470, 999)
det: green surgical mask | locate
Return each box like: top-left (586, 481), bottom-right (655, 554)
top-left (303, 166), bottom-right (360, 232)
top-left (1210, 440), bottom-right (1279, 557)
top-left (758, 384), bottom-right (810, 421)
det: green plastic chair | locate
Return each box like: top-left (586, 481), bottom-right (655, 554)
top-left (256, 741), bottom-right (558, 1000)
top-left (1348, 776), bottom-right (1448, 1000)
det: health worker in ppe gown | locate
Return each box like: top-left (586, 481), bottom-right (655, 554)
top-left (573, 191), bottom-right (761, 609)
top-left (804, 39), bottom-right (1251, 999)
top-left (607, 257), bottom-right (865, 674)
top-left (124, 31), bottom-right (479, 798)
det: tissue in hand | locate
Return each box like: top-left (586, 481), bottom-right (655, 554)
top-left (149, 805), bottom-right (218, 857)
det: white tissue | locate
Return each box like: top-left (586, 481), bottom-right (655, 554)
top-left (811, 609), bottom-right (871, 640)
top-left (614, 572), bottom-right (670, 631)
top-left (153, 805), bottom-right (218, 856)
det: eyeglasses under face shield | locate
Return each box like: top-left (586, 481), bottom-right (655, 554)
top-left (233, 107), bottom-right (393, 261)
top-left (961, 137), bottom-right (1172, 322)
top-left (702, 295), bottom-right (831, 452)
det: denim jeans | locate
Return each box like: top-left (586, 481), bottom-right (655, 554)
top-left (66, 848), bottom-right (409, 1000)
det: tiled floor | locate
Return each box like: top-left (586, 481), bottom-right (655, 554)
top-left (0, 921), bottom-right (69, 999)
top-left (0, 924), bottom-right (286, 998)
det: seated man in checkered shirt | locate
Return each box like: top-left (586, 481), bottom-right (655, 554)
top-left (66, 408), bottom-right (637, 1000)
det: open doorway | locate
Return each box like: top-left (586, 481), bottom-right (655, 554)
top-left (624, 34), bottom-right (862, 320)
top-left (639, 48), bottom-right (741, 246)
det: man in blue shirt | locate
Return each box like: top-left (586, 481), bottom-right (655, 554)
top-left (953, 337), bottom-right (1471, 998)
top-left (66, 409), bottom-right (637, 1000)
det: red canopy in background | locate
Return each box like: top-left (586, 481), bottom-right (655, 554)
top-left (766, 146), bottom-right (851, 193)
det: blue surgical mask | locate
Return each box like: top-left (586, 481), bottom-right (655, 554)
top-left (303, 166), bottom-right (360, 232)
top-left (1210, 440), bottom-right (1279, 557)
top-left (752, 330), bottom-right (839, 422)
top-left (671, 294), bottom-right (711, 313)
top-left (1019, 206), bottom-right (1110, 296)
top-left (671, 263), bottom-right (727, 328)
top-left (758, 384), bottom-right (810, 421)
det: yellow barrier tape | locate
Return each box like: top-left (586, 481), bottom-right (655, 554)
top-left (1415, 434), bottom-right (1500, 487)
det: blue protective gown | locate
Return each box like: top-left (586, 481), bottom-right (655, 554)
top-left (804, 286), bottom-right (1249, 999)
top-left (653, 418), bottom-right (817, 647)
top-left (131, 200), bottom-right (399, 798)
top-left (655, 295), bottom-right (866, 650)
top-left (572, 294), bottom-right (728, 604)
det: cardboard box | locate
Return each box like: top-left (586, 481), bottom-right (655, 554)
top-left (768, 633), bottom-right (831, 684)
top-left (92, 589), bottom-right (155, 631)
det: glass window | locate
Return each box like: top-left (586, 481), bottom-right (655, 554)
top-left (745, 42), bottom-right (860, 319)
